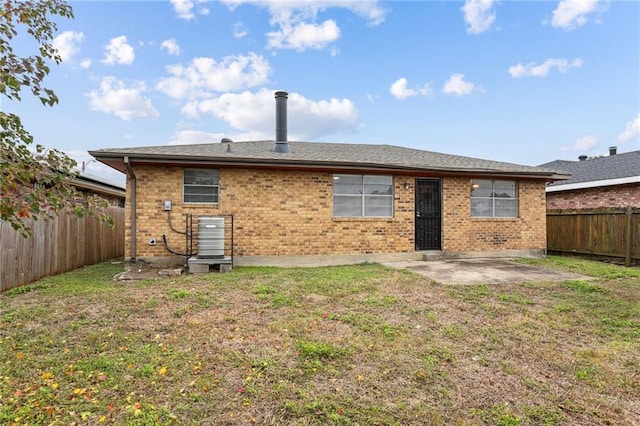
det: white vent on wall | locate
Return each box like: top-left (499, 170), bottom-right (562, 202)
top-left (197, 217), bottom-right (225, 259)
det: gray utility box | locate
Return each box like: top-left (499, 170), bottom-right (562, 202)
top-left (197, 217), bottom-right (225, 259)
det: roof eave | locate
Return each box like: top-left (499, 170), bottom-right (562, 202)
top-left (89, 151), bottom-right (565, 180)
top-left (547, 175), bottom-right (640, 192)
top-left (72, 177), bottom-right (126, 199)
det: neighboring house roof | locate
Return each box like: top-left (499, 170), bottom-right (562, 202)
top-left (540, 150), bottom-right (640, 192)
top-left (89, 141), bottom-right (569, 180)
top-left (73, 171), bottom-right (126, 199)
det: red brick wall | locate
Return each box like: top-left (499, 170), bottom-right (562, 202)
top-left (546, 183), bottom-right (640, 210)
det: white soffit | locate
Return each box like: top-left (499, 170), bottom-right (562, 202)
top-left (546, 176), bottom-right (640, 192)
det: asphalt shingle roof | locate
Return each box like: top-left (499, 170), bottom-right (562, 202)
top-left (540, 150), bottom-right (640, 187)
top-left (90, 140), bottom-right (566, 178)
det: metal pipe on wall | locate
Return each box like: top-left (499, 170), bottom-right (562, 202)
top-left (124, 156), bottom-right (137, 261)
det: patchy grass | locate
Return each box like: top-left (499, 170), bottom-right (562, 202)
top-left (516, 256), bottom-right (640, 280)
top-left (1, 257), bottom-right (639, 425)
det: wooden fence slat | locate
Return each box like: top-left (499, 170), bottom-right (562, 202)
top-left (625, 206), bottom-right (633, 267)
top-left (631, 212), bottom-right (640, 259)
top-left (0, 207), bottom-right (125, 291)
top-left (0, 222), bottom-right (17, 290)
top-left (547, 207), bottom-right (639, 265)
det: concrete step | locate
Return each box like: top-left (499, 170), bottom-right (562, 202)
top-left (421, 251), bottom-right (443, 261)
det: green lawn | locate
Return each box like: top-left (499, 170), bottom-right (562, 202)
top-left (1, 256), bottom-right (639, 425)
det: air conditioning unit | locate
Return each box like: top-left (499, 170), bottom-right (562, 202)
top-left (197, 217), bottom-right (224, 259)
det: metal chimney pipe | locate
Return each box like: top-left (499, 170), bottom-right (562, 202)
top-left (273, 91), bottom-right (290, 153)
top-left (609, 146), bottom-right (617, 156)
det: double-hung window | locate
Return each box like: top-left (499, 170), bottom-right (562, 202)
top-left (470, 179), bottom-right (517, 218)
top-left (183, 169), bottom-right (219, 203)
top-left (333, 174), bottom-right (393, 217)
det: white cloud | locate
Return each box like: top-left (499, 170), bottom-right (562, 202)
top-left (156, 53), bottom-right (270, 99)
top-left (617, 114), bottom-right (640, 143)
top-left (181, 88), bottom-right (359, 141)
top-left (551, 0), bottom-right (606, 31)
top-left (223, 1), bottom-right (387, 52)
top-left (508, 58), bottom-right (583, 78)
top-left (461, 0), bottom-right (496, 34)
top-left (87, 76), bottom-right (159, 121)
top-left (170, 0), bottom-right (194, 19)
top-left (224, 1), bottom-right (387, 26)
top-left (101, 36), bottom-right (135, 65)
top-left (390, 78), bottom-right (415, 100)
top-left (52, 31), bottom-right (85, 63)
top-left (267, 19), bottom-right (340, 51)
top-left (161, 38), bottom-right (181, 56)
top-left (442, 73), bottom-right (478, 96)
top-left (390, 78), bottom-right (431, 100)
top-left (561, 134), bottom-right (599, 152)
top-left (170, 0), bottom-right (209, 20)
top-left (80, 59), bottom-right (92, 69)
top-left (233, 22), bottom-right (249, 38)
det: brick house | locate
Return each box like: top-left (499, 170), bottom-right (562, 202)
top-left (540, 148), bottom-right (640, 210)
top-left (89, 92), bottom-right (568, 268)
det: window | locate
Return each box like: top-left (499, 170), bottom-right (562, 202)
top-left (183, 169), bottom-right (219, 203)
top-left (471, 179), bottom-right (517, 218)
top-left (333, 174), bottom-right (393, 217)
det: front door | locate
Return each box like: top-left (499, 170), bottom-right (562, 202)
top-left (415, 179), bottom-right (442, 250)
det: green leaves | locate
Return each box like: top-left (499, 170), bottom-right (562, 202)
top-left (1, 0), bottom-right (73, 102)
top-left (1, 113), bottom-right (112, 238)
top-left (0, 1), bottom-right (112, 237)
top-left (2, 2), bottom-right (71, 101)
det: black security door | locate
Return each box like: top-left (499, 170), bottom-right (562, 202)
top-left (415, 179), bottom-right (442, 250)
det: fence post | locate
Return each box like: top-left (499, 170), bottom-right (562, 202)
top-left (625, 206), bottom-right (633, 267)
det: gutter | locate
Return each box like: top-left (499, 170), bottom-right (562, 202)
top-left (124, 156), bottom-right (137, 261)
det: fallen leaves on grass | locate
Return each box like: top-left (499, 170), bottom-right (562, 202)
top-left (1, 259), bottom-right (638, 425)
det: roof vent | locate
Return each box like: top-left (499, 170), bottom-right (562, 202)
top-left (578, 155), bottom-right (588, 161)
top-left (609, 146), bottom-right (617, 156)
top-left (221, 138), bottom-right (233, 143)
top-left (273, 91), bottom-right (290, 154)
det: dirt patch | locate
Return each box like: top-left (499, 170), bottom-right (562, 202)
top-left (383, 258), bottom-right (590, 284)
top-left (114, 261), bottom-right (184, 281)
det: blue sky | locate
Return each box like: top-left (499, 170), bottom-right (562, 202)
top-left (6, 0), bottom-right (640, 185)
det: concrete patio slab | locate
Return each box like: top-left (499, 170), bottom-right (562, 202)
top-left (382, 258), bottom-right (590, 285)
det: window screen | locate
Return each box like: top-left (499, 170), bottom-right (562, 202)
top-left (183, 169), bottom-right (219, 203)
top-left (333, 174), bottom-right (393, 217)
top-left (471, 179), bottom-right (517, 218)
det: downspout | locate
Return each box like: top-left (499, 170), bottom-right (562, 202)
top-left (124, 156), bottom-right (137, 261)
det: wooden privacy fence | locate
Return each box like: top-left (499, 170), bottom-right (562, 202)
top-left (547, 207), bottom-right (639, 266)
top-left (1, 206), bottom-right (125, 291)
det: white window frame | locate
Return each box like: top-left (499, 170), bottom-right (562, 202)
top-left (470, 179), bottom-right (518, 218)
top-left (183, 169), bottom-right (219, 204)
top-left (333, 174), bottom-right (394, 218)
